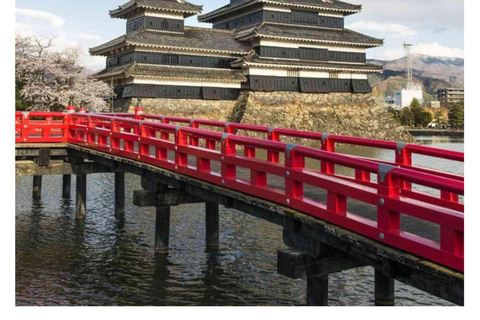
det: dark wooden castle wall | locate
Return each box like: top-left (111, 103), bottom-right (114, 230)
top-left (254, 46), bottom-right (366, 63)
top-left (247, 75), bottom-right (371, 93)
top-left (119, 84), bottom-right (241, 100)
top-left (127, 16), bottom-right (184, 33)
top-left (213, 10), bottom-right (344, 30)
top-left (107, 52), bottom-right (236, 69)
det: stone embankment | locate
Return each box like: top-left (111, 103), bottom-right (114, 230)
top-left (116, 92), bottom-right (413, 145)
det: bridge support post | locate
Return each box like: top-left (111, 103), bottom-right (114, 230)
top-left (375, 270), bottom-right (395, 306)
top-left (307, 274), bottom-right (329, 306)
top-left (206, 202), bottom-right (219, 248)
top-left (62, 175), bottom-right (71, 198)
top-left (279, 229), bottom-right (366, 306)
top-left (115, 172), bottom-right (125, 216)
top-left (32, 176), bottom-right (42, 200)
top-left (155, 206), bottom-right (170, 254)
top-left (75, 174), bottom-right (87, 219)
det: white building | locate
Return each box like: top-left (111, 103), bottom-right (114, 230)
top-left (394, 84), bottom-right (423, 108)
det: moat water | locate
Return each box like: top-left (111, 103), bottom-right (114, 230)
top-left (15, 136), bottom-right (463, 306)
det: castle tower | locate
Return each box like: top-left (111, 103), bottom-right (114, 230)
top-left (90, 0), bottom-right (249, 100)
top-left (199, 0), bottom-right (383, 93)
top-left (90, 0), bottom-right (383, 101)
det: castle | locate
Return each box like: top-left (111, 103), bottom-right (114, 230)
top-left (90, 0), bottom-right (383, 101)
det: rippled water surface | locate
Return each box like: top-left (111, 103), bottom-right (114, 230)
top-left (15, 136), bottom-right (463, 306)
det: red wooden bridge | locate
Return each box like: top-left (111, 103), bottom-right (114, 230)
top-left (15, 104), bottom-right (464, 306)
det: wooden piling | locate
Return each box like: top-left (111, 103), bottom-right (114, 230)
top-left (62, 175), bottom-right (71, 198)
top-left (155, 206), bottom-right (170, 253)
top-left (115, 172), bottom-right (125, 216)
top-left (206, 202), bottom-right (219, 248)
top-left (375, 269), bottom-right (395, 306)
top-left (32, 176), bottom-right (42, 200)
top-left (75, 174), bottom-right (87, 219)
top-left (307, 274), bottom-right (329, 306)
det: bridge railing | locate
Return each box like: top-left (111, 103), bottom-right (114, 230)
top-left (61, 113), bottom-right (464, 272)
top-left (15, 111), bottom-right (69, 143)
top-left (117, 114), bottom-right (463, 181)
top-left (106, 113), bottom-right (463, 209)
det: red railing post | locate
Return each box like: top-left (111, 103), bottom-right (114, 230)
top-left (321, 133), bottom-right (335, 174)
top-left (175, 126), bottom-right (188, 168)
top-left (111, 119), bottom-right (120, 151)
top-left (221, 133), bottom-right (236, 184)
top-left (66, 96), bottom-right (77, 114)
top-left (285, 145), bottom-right (304, 204)
top-left (327, 192), bottom-right (347, 216)
top-left (79, 101), bottom-right (87, 114)
top-left (20, 112), bottom-right (30, 142)
top-left (396, 142), bottom-right (412, 190)
top-left (190, 119), bottom-right (200, 147)
top-left (134, 98), bottom-right (145, 120)
top-left (245, 145), bottom-right (267, 188)
top-left (139, 121), bottom-right (151, 158)
top-left (224, 122), bottom-right (235, 135)
top-left (377, 164), bottom-right (401, 236)
top-left (268, 127), bottom-right (280, 163)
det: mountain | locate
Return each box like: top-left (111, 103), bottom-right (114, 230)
top-left (368, 54), bottom-right (464, 100)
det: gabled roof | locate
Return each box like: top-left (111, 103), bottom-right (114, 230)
top-left (110, 0), bottom-right (203, 19)
top-left (232, 52), bottom-right (382, 73)
top-left (90, 28), bottom-right (250, 56)
top-left (198, 0), bottom-right (361, 22)
top-left (236, 23), bottom-right (383, 48)
top-left (95, 62), bottom-right (247, 82)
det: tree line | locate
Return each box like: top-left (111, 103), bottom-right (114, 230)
top-left (388, 98), bottom-right (464, 129)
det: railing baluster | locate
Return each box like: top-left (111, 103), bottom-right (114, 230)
top-left (175, 127), bottom-right (188, 167)
top-left (377, 165), bottom-right (401, 235)
top-left (221, 134), bottom-right (236, 183)
top-left (285, 146), bottom-right (304, 202)
top-left (327, 191), bottom-right (347, 216)
top-left (321, 134), bottom-right (335, 175)
top-left (268, 128), bottom-right (280, 163)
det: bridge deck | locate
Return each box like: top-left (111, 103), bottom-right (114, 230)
top-left (14, 111), bottom-right (464, 305)
top-left (15, 143), bottom-right (463, 305)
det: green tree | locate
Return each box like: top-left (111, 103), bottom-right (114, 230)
top-left (409, 98), bottom-right (424, 127)
top-left (448, 104), bottom-right (464, 129)
top-left (419, 111), bottom-right (433, 127)
top-left (400, 108), bottom-right (415, 127)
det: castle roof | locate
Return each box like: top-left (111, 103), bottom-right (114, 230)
top-left (110, 0), bottom-right (203, 19)
top-left (95, 62), bottom-right (247, 82)
top-left (235, 23), bottom-right (383, 48)
top-left (198, 0), bottom-right (361, 22)
top-left (232, 52), bottom-right (382, 73)
top-left (90, 28), bottom-right (250, 56)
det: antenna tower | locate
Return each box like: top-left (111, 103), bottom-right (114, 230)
top-left (404, 43), bottom-right (414, 89)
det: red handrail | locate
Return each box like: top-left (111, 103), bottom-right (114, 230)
top-left (15, 111), bottom-right (465, 272)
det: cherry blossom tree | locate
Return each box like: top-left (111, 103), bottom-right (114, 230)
top-left (15, 35), bottom-right (113, 112)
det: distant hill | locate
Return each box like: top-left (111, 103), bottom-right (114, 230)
top-left (368, 54), bottom-right (464, 101)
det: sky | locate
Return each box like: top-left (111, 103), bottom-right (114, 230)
top-left (15, 0), bottom-right (465, 70)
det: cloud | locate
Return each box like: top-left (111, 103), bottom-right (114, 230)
top-left (15, 8), bottom-right (65, 28)
top-left (347, 21), bottom-right (417, 39)
top-left (369, 43), bottom-right (464, 61)
top-left (412, 43), bottom-right (464, 59)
